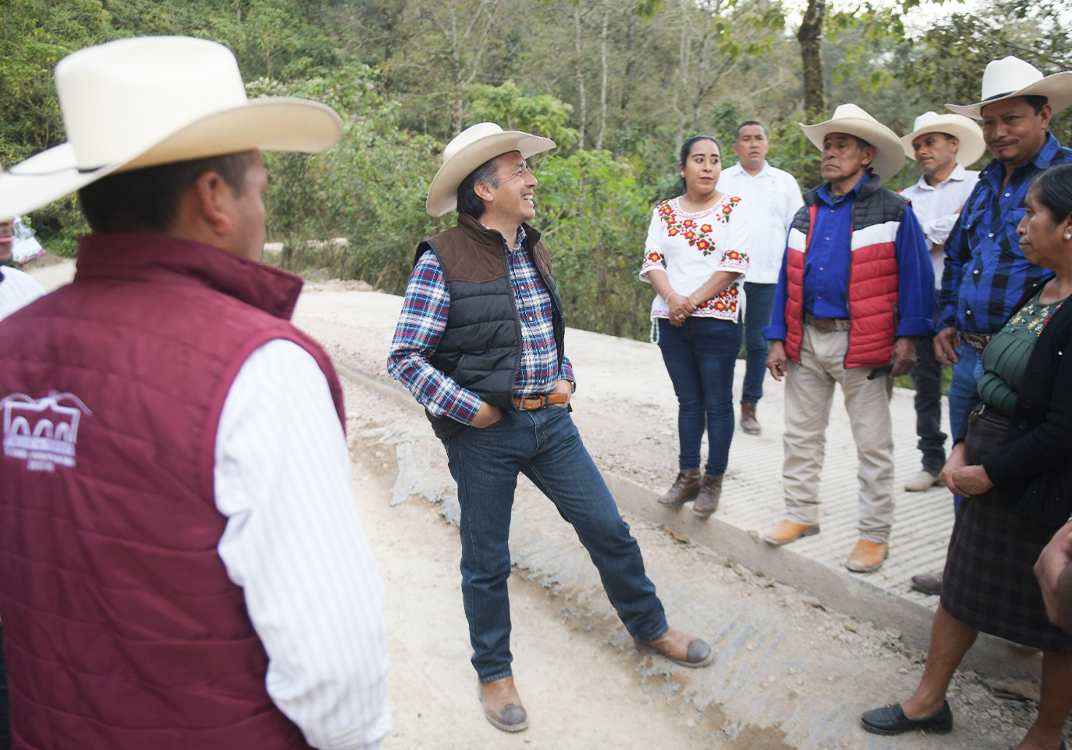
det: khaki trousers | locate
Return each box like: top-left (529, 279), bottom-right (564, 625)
top-left (782, 325), bottom-right (895, 543)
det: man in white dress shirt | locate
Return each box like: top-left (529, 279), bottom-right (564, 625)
top-left (898, 112), bottom-right (983, 595)
top-left (717, 121), bottom-right (804, 434)
top-left (0, 193), bottom-right (45, 322)
top-left (0, 37), bottom-right (389, 749)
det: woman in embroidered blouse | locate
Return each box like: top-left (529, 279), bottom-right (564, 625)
top-left (639, 135), bottom-right (749, 517)
top-left (862, 163), bottom-right (1072, 749)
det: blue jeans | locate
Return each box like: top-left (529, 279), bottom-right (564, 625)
top-left (657, 317), bottom-right (741, 476)
top-left (947, 342), bottom-right (982, 513)
top-left (741, 282), bottom-right (776, 404)
top-left (444, 406), bottom-right (667, 683)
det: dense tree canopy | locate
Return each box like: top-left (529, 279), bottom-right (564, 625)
top-left (2, 0), bottom-right (1068, 339)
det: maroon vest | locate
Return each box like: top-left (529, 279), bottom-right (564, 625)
top-left (0, 234), bottom-right (344, 749)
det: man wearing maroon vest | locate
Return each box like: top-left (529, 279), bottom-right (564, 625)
top-left (761, 104), bottom-right (935, 573)
top-left (0, 38), bottom-right (389, 749)
top-left (388, 123), bottom-right (713, 733)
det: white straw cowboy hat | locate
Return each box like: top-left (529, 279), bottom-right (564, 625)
top-left (900, 111), bottom-right (986, 166)
top-left (426, 122), bottom-right (556, 217)
top-left (946, 56), bottom-right (1072, 120)
top-left (800, 103), bottom-right (905, 180)
top-left (0, 36), bottom-right (342, 218)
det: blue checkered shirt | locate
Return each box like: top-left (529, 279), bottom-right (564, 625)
top-left (939, 133), bottom-right (1072, 335)
top-left (387, 225), bottom-right (574, 425)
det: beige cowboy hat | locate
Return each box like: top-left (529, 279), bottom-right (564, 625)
top-left (800, 103), bottom-right (905, 179)
top-left (946, 56), bottom-right (1072, 120)
top-left (426, 122), bottom-right (556, 217)
top-left (900, 111), bottom-right (986, 166)
top-left (0, 36), bottom-right (342, 219)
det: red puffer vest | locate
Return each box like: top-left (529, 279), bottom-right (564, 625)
top-left (0, 234), bottom-right (344, 750)
top-left (783, 178), bottom-right (907, 369)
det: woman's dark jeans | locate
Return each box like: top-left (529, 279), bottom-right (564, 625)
top-left (657, 316), bottom-right (741, 476)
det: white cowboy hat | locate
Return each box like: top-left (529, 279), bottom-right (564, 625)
top-left (900, 111), bottom-right (986, 166)
top-left (0, 36), bottom-right (342, 218)
top-left (800, 103), bottom-right (905, 180)
top-left (426, 122), bottom-right (555, 217)
top-left (946, 56), bottom-right (1072, 120)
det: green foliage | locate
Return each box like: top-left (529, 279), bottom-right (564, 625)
top-left (535, 150), bottom-right (655, 340)
top-left (469, 82), bottom-right (581, 155)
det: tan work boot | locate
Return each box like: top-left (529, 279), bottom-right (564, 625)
top-left (846, 539), bottom-right (889, 573)
top-left (635, 626), bottom-right (714, 668)
top-left (761, 519), bottom-right (820, 546)
top-left (657, 469), bottom-right (701, 507)
top-left (740, 402), bottom-right (761, 435)
top-left (692, 474), bottom-right (723, 517)
top-left (479, 676), bottom-right (528, 732)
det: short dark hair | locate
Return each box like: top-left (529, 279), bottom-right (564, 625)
top-left (456, 156), bottom-right (501, 219)
top-left (733, 121), bottom-right (765, 141)
top-left (1029, 162), bottom-right (1072, 223)
top-left (78, 151), bottom-right (256, 233)
top-left (1023, 95), bottom-right (1048, 115)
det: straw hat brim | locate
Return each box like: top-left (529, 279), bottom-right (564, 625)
top-left (0, 98), bottom-right (341, 218)
top-left (426, 132), bottom-right (556, 217)
top-left (946, 72), bottom-right (1072, 120)
top-left (900, 115), bottom-right (986, 166)
top-left (800, 117), bottom-right (905, 180)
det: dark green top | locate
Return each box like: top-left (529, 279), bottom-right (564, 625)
top-left (978, 292), bottom-right (1067, 415)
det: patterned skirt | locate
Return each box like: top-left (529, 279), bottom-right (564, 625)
top-left (940, 409), bottom-right (1072, 653)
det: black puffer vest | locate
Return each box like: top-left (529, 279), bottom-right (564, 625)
top-left (416, 214), bottom-right (566, 439)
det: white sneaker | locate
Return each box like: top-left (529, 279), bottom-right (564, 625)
top-left (904, 470), bottom-right (941, 492)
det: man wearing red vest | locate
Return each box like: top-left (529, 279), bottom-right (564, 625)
top-left (761, 104), bottom-right (935, 573)
top-left (0, 38), bottom-right (389, 749)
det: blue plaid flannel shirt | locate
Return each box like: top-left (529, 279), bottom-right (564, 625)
top-left (939, 133), bottom-right (1072, 335)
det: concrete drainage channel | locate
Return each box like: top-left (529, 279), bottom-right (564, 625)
top-left (335, 359), bottom-right (1046, 749)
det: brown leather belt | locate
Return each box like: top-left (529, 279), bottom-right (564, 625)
top-left (963, 332), bottom-right (993, 351)
top-left (513, 393), bottom-right (569, 411)
top-left (804, 314), bottom-right (851, 333)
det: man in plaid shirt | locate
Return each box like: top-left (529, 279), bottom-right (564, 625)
top-left (388, 123), bottom-right (713, 734)
top-left (937, 57), bottom-right (1072, 462)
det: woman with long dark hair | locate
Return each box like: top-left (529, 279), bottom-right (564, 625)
top-left (639, 135), bottom-right (749, 516)
top-left (862, 162), bottom-right (1072, 750)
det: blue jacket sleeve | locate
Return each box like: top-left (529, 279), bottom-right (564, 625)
top-left (894, 205), bottom-right (936, 338)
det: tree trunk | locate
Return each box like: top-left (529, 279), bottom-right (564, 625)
top-left (574, 4), bottom-right (587, 148)
top-left (797, 0), bottom-right (826, 118)
top-left (596, 3), bottom-right (609, 151)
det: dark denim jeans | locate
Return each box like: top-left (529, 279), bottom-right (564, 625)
top-left (741, 282), bottom-right (776, 405)
top-left (911, 335), bottom-right (947, 475)
top-left (947, 342), bottom-right (982, 513)
top-left (656, 317), bottom-right (741, 476)
top-left (444, 406), bottom-right (667, 683)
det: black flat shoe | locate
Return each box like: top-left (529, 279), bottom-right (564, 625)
top-left (860, 701), bottom-right (953, 735)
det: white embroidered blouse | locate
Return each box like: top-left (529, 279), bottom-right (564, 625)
top-left (639, 194), bottom-right (750, 323)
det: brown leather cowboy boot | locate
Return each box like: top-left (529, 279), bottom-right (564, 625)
top-left (692, 474), bottom-right (723, 516)
top-left (740, 402), bottom-right (761, 435)
top-left (657, 469), bottom-right (701, 507)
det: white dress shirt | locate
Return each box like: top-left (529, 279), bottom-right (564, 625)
top-left (0, 266), bottom-right (45, 321)
top-left (900, 163), bottom-right (980, 290)
top-left (215, 339), bottom-right (391, 750)
top-left (716, 161), bottom-right (804, 284)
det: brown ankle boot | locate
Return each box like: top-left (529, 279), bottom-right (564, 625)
top-left (657, 469), bottom-right (701, 507)
top-left (692, 474), bottom-right (723, 516)
top-left (740, 402), bottom-right (761, 435)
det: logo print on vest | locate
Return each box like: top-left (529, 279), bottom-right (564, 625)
top-left (2, 392), bottom-right (92, 472)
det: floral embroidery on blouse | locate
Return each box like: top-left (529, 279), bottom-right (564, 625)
top-left (641, 196), bottom-right (750, 322)
top-left (1005, 297), bottom-right (1063, 337)
top-left (657, 197), bottom-right (743, 256)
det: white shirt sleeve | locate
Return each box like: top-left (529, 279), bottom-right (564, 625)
top-left (214, 339), bottom-right (390, 750)
top-left (0, 266), bottom-right (46, 322)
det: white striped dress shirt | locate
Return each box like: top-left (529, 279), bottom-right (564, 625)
top-left (215, 339), bottom-right (390, 749)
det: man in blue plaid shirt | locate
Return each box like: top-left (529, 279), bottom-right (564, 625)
top-left (388, 123), bottom-right (713, 734)
top-left (936, 57), bottom-right (1072, 478)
